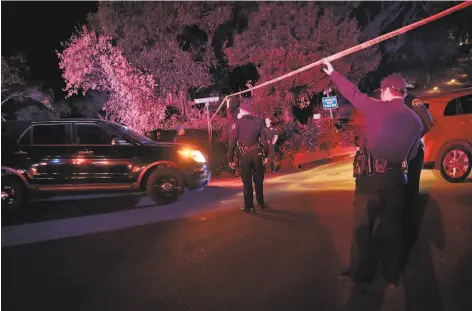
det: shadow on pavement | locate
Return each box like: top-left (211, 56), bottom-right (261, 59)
top-left (2, 185), bottom-right (241, 226)
top-left (402, 193), bottom-right (445, 311)
top-left (451, 218), bottom-right (472, 311)
top-left (346, 193), bottom-right (446, 311)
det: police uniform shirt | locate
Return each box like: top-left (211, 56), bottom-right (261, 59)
top-left (228, 115), bottom-right (268, 162)
top-left (330, 71), bottom-right (423, 163)
top-left (264, 126), bottom-right (278, 144)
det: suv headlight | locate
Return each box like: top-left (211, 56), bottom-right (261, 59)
top-left (178, 149), bottom-right (206, 163)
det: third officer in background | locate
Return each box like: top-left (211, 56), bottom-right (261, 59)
top-left (322, 59), bottom-right (423, 289)
top-left (229, 99), bottom-right (269, 213)
top-left (226, 98), bottom-right (241, 177)
top-left (264, 117), bottom-right (279, 172)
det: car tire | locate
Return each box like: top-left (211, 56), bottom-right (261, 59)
top-left (1, 177), bottom-right (27, 211)
top-left (146, 167), bottom-right (183, 205)
top-left (438, 145), bottom-right (472, 183)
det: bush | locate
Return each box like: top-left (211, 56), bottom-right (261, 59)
top-left (278, 119), bottom-right (355, 165)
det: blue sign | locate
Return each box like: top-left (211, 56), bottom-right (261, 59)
top-left (322, 96), bottom-right (338, 110)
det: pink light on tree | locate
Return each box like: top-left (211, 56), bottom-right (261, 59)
top-left (88, 2), bottom-right (233, 115)
top-left (57, 26), bottom-right (163, 133)
top-left (225, 3), bottom-right (381, 122)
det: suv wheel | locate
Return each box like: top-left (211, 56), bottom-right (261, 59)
top-left (1, 177), bottom-right (26, 211)
top-left (438, 145), bottom-right (471, 183)
top-left (146, 167), bottom-right (183, 205)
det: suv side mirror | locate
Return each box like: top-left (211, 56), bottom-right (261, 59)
top-left (111, 138), bottom-right (133, 146)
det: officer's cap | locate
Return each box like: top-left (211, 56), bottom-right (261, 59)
top-left (239, 100), bottom-right (252, 113)
top-left (380, 75), bottom-right (407, 91)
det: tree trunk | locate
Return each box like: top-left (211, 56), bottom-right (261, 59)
top-left (206, 34), bottom-right (213, 53)
top-left (283, 105), bottom-right (293, 123)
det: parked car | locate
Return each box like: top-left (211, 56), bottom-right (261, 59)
top-left (419, 88), bottom-right (472, 182)
top-left (147, 128), bottom-right (234, 176)
top-left (1, 119), bottom-right (211, 211)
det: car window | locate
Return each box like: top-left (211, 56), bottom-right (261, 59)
top-left (76, 123), bottom-right (118, 145)
top-left (32, 124), bottom-right (68, 145)
top-left (458, 94), bottom-right (472, 114)
top-left (18, 128), bottom-right (32, 145)
top-left (104, 122), bottom-right (154, 144)
top-left (444, 94), bottom-right (472, 116)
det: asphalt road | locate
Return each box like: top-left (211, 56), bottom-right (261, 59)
top-left (2, 160), bottom-right (472, 311)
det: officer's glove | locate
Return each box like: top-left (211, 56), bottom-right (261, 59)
top-left (263, 157), bottom-right (269, 166)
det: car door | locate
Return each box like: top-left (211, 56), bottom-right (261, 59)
top-left (441, 94), bottom-right (472, 142)
top-left (70, 122), bottom-right (140, 184)
top-left (17, 123), bottom-right (74, 185)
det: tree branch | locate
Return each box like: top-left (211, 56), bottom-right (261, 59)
top-left (1, 92), bottom-right (21, 105)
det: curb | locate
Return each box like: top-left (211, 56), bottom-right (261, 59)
top-left (296, 151), bottom-right (356, 170)
top-left (210, 150), bottom-right (356, 182)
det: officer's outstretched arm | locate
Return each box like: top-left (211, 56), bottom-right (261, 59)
top-left (226, 100), bottom-right (234, 124)
top-left (329, 71), bottom-right (380, 116)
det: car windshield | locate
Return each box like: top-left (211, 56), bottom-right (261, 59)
top-left (105, 122), bottom-right (155, 145)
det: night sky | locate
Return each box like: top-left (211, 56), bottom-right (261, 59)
top-left (1, 1), bottom-right (98, 97)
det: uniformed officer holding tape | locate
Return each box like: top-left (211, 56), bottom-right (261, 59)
top-left (322, 59), bottom-right (423, 289)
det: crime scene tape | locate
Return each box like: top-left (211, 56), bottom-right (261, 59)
top-left (210, 1), bottom-right (472, 122)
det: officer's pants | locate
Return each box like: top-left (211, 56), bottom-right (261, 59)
top-left (239, 154), bottom-right (265, 208)
top-left (268, 143), bottom-right (276, 171)
top-left (350, 169), bottom-right (406, 284)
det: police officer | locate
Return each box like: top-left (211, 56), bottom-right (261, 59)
top-left (404, 94), bottom-right (433, 202)
top-left (228, 99), bottom-right (269, 212)
top-left (322, 59), bottom-right (423, 288)
top-left (400, 93), bottom-right (434, 269)
top-left (264, 117), bottom-right (279, 172)
top-left (227, 98), bottom-right (240, 177)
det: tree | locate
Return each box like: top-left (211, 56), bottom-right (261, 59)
top-left (57, 26), bottom-right (160, 133)
top-left (88, 2), bottom-right (233, 114)
top-left (1, 55), bottom-right (53, 108)
top-left (15, 101), bottom-right (70, 121)
top-left (74, 91), bottom-right (107, 119)
top-left (224, 2), bottom-right (381, 121)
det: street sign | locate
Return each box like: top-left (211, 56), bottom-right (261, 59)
top-left (194, 96), bottom-right (220, 104)
top-left (313, 113), bottom-right (321, 120)
top-left (322, 96), bottom-right (338, 110)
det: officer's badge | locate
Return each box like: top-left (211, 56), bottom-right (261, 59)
top-left (412, 99), bottom-right (423, 107)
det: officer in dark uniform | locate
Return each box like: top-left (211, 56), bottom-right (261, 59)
top-left (228, 99), bottom-right (269, 212)
top-left (322, 59), bottom-right (423, 288)
top-left (400, 94), bottom-right (434, 270)
top-left (226, 98), bottom-right (240, 177)
top-left (264, 117), bottom-right (279, 172)
top-left (403, 94), bottom-right (434, 202)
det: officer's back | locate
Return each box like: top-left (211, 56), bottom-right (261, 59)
top-left (228, 100), bottom-right (268, 211)
top-left (236, 115), bottom-right (263, 147)
top-left (328, 72), bottom-right (422, 163)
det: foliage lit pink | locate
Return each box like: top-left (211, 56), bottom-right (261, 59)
top-left (225, 3), bottom-right (381, 121)
top-left (57, 26), bottom-right (161, 132)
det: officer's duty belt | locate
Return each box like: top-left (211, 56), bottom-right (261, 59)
top-left (369, 158), bottom-right (405, 175)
